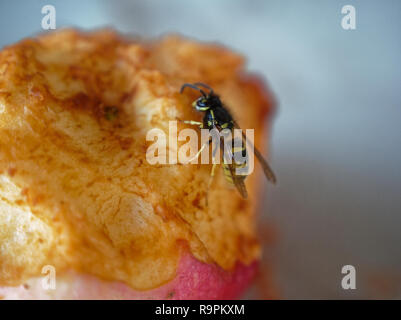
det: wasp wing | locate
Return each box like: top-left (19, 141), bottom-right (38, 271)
top-left (227, 162), bottom-right (248, 198)
top-left (233, 121), bottom-right (277, 184)
top-left (221, 139), bottom-right (248, 199)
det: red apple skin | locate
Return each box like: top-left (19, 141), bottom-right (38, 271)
top-left (0, 252), bottom-right (258, 300)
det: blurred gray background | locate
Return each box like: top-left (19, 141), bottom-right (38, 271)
top-left (1, 0), bottom-right (400, 299)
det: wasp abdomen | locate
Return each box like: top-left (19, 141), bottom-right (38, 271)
top-left (223, 136), bottom-right (249, 184)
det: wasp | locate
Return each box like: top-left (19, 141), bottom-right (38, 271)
top-left (180, 82), bottom-right (276, 201)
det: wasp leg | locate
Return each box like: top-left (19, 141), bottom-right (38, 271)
top-left (187, 138), bottom-right (211, 163)
top-left (205, 136), bottom-right (221, 206)
top-left (179, 120), bottom-right (203, 128)
top-left (205, 163), bottom-right (218, 207)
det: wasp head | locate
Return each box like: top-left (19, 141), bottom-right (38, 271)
top-left (181, 83), bottom-right (220, 112)
top-left (192, 94), bottom-right (221, 111)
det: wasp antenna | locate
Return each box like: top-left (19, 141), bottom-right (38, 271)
top-left (193, 82), bottom-right (214, 94)
top-left (180, 83), bottom-right (206, 96)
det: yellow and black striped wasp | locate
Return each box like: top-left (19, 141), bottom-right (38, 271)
top-left (180, 83), bottom-right (276, 201)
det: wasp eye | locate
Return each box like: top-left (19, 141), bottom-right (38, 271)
top-left (193, 97), bottom-right (209, 111)
top-left (197, 98), bottom-right (206, 106)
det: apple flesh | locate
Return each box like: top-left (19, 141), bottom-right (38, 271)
top-left (0, 252), bottom-right (258, 300)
